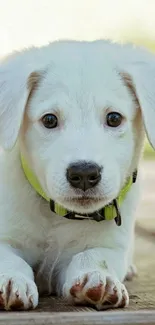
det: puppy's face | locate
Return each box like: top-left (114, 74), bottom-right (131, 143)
top-left (21, 54), bottom-right (142, 214)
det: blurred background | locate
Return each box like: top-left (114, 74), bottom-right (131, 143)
top-left (0, 0), bottom-right (154, 226)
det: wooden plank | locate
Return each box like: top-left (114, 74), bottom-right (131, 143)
top-left (0, 311), bottom-right (154, 325)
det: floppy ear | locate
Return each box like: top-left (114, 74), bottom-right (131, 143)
top-left (0, 51), bottom-right (41, 150)
top-left (121, 61), bottom-right (155, 149)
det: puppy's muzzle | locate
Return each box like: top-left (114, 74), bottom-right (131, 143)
top-left (66, 161), bottom-right (102, 191)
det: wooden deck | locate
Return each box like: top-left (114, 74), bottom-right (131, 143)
top-left (0, 161), bottom-right (155, 324)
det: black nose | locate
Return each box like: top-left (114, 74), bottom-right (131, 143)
top-left (66, 161), bottom-right (102, 191)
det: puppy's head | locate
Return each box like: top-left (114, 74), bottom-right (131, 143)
top-left (0, 41), bottom-right (155, 214)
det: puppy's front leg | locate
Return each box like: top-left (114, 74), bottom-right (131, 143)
top-left (0, 243), bottom-right (38, 310)
top-left (61, 247), bottom-right (129, 310)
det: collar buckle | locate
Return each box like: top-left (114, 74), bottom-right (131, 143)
top-left (113, 199), bottom-right (122, 226)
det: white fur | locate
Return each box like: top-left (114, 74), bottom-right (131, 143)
top-left (0, 40), bottom-right (154, 310)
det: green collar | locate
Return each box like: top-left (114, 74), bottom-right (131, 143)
top-left (21, 155), bottom-right (137, 226)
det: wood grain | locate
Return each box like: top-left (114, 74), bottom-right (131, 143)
top-left (0, 311), bottom-right (154, 325)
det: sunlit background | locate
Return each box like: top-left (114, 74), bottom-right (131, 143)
top-left (1, 0), bottom-right (155, 54)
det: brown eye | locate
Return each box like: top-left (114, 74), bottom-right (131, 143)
top-left (106, 112), bottom-right (123, 128)
top-left (41, 114), bottom-right (58, 129)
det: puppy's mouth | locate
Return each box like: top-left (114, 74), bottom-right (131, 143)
top-left (65, 196), bottom-right (104, 207)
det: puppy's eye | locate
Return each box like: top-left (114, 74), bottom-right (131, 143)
top-left (41, 114), bottom-right (58, 129)
top-left (106, 112), bottom-right (123, 128)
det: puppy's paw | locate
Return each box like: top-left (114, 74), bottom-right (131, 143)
top-left (125, 265), bottom-right (137, 281)
top-left (0, 273), bottom-right (38, 310)
top-left (63, 270), bottom-right (129, 310)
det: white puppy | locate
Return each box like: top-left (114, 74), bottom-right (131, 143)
top-left (0, 40), bottom-right (154, 311)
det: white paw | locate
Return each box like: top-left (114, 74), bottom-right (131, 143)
top-left (125, 264), bottom-right (137, 281)
top-left (63, 270), bottom-right (129, 310)
top-left (0, 273), bottom-right (38, 310)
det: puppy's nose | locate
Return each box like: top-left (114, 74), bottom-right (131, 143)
top-left (66, 161), bottom-right (101, 191)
